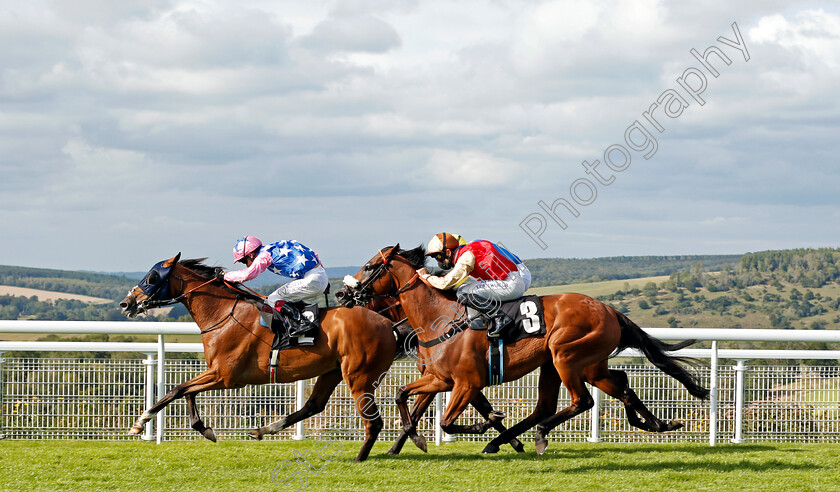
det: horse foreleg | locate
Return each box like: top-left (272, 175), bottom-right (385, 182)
top-left (388, 392), bottom-right (436, 455)
top-left (438, 383), bottom-right (496, 435)
top-left (483, 362), bottom-right (560, 454)
top-left (394, 374), bottom-right (451, 454)
top-left (469, 392), bottom-right (525, 453)
top-left (129, 368), bottom-right (223, 437)
top-left (250, 369), bottom-right (343, 440)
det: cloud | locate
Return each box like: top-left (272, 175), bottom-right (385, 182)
top-left (299, 15), bottom-right (401, 53)
top-left (1, 1), bottom-right (839, 270)
top-left (423, 149), bottom-right (520, 188)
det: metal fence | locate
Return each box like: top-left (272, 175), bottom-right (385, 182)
top-left (1, 321), bottom-right (840, 445)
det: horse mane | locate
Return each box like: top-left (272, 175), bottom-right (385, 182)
top-left (179, 258), bottom-right (264, 303)
top-left (395, 245), bottom-right (459, 302)
top-left (396, 245), bottom-right (426, 269)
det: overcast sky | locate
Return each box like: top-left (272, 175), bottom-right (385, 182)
top-left (1, 0), bottom-right (838, 272)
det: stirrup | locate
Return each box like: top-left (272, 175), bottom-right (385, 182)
top-left (469, 314), bottom-right (489, 330)
top-left (487, 313), bottom-right (512, 338)
top-left (287, 322), bottom-right (314, 338)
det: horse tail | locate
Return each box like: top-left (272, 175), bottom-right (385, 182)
top-left (612, 308), bottom-right (710, 400)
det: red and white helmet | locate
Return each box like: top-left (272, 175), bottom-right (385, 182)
top-left (233, 236), bottom-right (262, 262)
top-left (425, 233), bottom-right (466, 256)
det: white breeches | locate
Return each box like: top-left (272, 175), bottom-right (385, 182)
top-left (266, 265), bottom-right (329, 306)
top-left (455, 264), bottom-right (531, 303)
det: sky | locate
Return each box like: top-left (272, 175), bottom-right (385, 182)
top-left (1, 0), bottom-right (839, 272)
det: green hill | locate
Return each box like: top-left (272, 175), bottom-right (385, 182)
top-left (524, 254), bottom-right (742, 288)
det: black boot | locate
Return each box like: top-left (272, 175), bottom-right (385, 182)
top-left (487, 312), bottom-right (513, 338)
top-left (457, 293), bottom-right (499, 331)
top-left (280, 302), bottom-right (314, 337)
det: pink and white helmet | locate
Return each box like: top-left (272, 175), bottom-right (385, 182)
top-left (233, 236), bottom-right (262, 262)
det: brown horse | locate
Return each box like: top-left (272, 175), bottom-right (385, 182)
top-left (359, 290), bottom-right (525, 454)
top-left (119, 254), bottom-right (395, 462)
top-left (338, 245), bottom-right (709, 454)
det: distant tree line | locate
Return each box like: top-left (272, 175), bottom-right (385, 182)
top-left (0, 295), bottom-right (188, 322)
top-left (598, 248), bottom-right (840, 332)
top-left (0, 265), bottom-right (137, 300)
top-left (524, 254), bottom-right (743, 288)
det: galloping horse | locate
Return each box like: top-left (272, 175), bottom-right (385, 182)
top-left (354, 289), bottom-right (525, 454)
top-left (120, 254), bottom-right (395, 462)
top-left (338, 245), bottom-right (709, 454)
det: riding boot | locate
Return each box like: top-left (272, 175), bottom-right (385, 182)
top-left (280, 302), bottom-right (314, 337)
top-left (487, 312), bottom-right (513, 338)
top-left (457, 293), bottom-right (498, 330)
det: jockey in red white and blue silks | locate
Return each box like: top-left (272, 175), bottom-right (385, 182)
top-left (224, 236), bottom-right (329, 309)
top-left (419, 233), bottom-right (531, 337)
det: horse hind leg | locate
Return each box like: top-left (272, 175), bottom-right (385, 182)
top-left (534, 367), bottom-right (594, 456)
top-left (250, 370), bottom-right (343, 440)
top-left (346, 378), bottom-right (386, 462)
top-left (585, 365), bottom-right (682, 432)
top-left (187, 393), bottom-right (217, 442)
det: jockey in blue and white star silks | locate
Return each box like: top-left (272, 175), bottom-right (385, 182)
top-left (223, 236), bottom-right (328, 335)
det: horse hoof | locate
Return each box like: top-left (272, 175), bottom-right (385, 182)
top-left (203, 427), bottom-right (217, 443)
top-left (488, 411), bottom-right (506, 423)
top-left (666, 420), bottom-right (684, 432)
top-left (510, 438), bottom-right (525, 453)
top-left (409, 433), bottom-right (428, 453)
top-left (481, 443), bottom-right (500, 454)
top-left (249, 429), bottom-right (264, 440)
top-left (127, 426), bottom-right (142, 436)
top-left (535, 438), bottom-right (548, 456)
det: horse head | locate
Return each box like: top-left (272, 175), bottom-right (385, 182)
top-left (335, 244), bottom-right (404, 308)
top-left (120, 253), bottom-right (182, 318)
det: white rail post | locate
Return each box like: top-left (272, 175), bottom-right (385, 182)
top-left (293, 379), bottom-right (306, 440)
top-left (588, 385), bottom-right (601, 443)
top-left (731, 359), bottom-right (747, 444)
top-left (709, 341), bottom-right (718, 447)
top-left (142, 353), bottom-right (156, 441)
top-left (442, 392), bottom-right (456, 442)
top-left (435, 392), bottom-right (443, 446)
top-left (156, 335), bottom-right (166, 444)
top-left (0, 352), bottom-right (5, 440)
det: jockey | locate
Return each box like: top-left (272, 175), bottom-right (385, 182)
top-left (419, 233), bottom-right (532, 338)
top-left (223, 236), bottom-right (328, 337)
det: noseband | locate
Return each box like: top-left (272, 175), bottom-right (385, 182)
top-left (344, 250), bottom-right (418, 306)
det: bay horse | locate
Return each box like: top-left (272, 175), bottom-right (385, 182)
top-left (359, 291), bottom-right (525, 454)
top-left (119, 254), bottom-right (396, 462)
top-left (338, 245), bottom-right (709, 454)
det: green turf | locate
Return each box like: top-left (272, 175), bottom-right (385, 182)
top-left (2, 440), bottom-right (840, 491)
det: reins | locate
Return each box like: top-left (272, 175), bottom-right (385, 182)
top-left (141, 267), bottom-right (272, 346)
top-left (355, 250), bottom-right (460, 347)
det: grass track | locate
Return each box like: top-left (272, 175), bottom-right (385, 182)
top-left (2, 440), bottom-right (840, 491)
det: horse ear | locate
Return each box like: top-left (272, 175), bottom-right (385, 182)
top-left (163, 252), bottom-right (181, 268)
top-left (390, 244), bottom-right (400, 256)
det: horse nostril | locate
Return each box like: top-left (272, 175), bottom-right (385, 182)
top-left (119, 302), bottom-right (129, 309)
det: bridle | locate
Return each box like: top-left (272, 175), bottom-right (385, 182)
top-left (341, 248), bottom-right (419, 308)
top-left (342, 248), bottom-right (468, 349)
